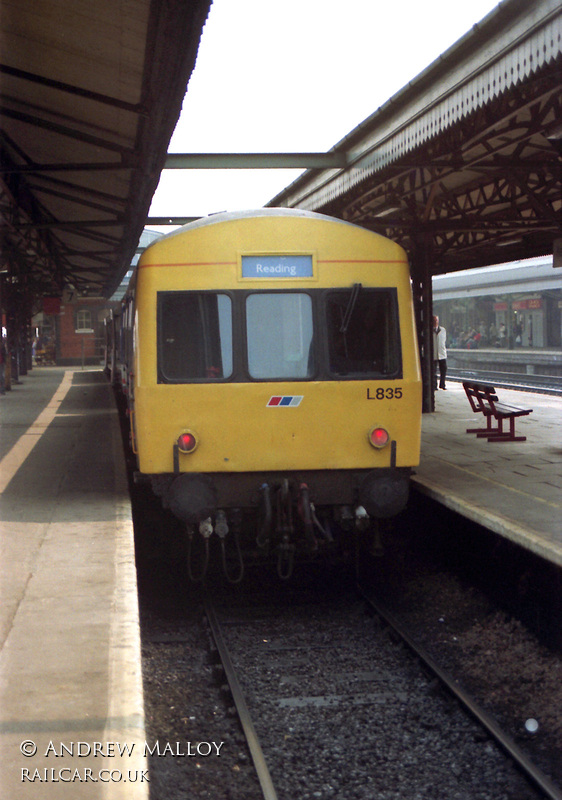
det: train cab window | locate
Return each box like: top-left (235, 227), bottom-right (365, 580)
top-left (326, 288), bottom-right (401, 377)
top-left (158, 292), bottom-right (233, 382)
top-left (246, 293), bottom-right (314, 379)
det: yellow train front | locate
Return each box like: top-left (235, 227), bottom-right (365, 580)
top-left (126, 209), bottom-right (421, 579)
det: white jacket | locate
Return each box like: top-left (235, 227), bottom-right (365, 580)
top-left (433, 326), bottom-right (447, 360)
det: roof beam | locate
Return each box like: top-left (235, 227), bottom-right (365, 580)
top-left (1, 218), bottom-right (123, 230)
top-left (163, 152), bottom-right (348, 169)
top-left (0, 106), bottom-right (136, 155)
top-left (0, 161), bottom-right (134, 174)
top-left (0, 64), bottom-right (147, 115)
top-left (0, 152), bottom-right (349, 174)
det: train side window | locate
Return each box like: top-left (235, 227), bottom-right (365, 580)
top-left (246, 293), bottom-right (314, 379)
top-left (158, 292), bottom-right (233, 382)
top-left (325, 289), bottom-right (401, 377)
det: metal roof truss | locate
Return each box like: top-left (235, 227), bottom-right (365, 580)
top-left (270, 0), bottom-right (562, 274)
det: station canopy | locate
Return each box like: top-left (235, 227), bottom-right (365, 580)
top-left (0, 0), bottom-right (212, 303)
top-left (1, 0), bottom-right (560, 310)
top-left (269, 0), bottom-right (562, 275)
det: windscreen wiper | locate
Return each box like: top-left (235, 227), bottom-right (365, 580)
top-left (339, 283), bottom-right (362, 334)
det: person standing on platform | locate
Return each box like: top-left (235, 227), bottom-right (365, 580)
top-left (498, 322), bottom-right (507, 347)
top-left (433, 315), bottom-right (447, 390)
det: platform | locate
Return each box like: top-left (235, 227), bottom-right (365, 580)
top-left (412, 381), bottom-right (562, 567)
top-left (0, 367), bottom-right (147, 799)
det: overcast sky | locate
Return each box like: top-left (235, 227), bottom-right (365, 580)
top-left (148, 0), bottom-right (501, 224)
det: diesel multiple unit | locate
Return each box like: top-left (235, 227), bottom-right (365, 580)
top-left (110, 209), bottom-right (422, 579)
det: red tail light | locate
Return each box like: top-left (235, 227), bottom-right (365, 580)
top-left (177, 431), bottom-right (198, 453)
top-left (368, 427), bottom-right (390, 449)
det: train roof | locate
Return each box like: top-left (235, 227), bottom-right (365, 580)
top-left (147, 208), bottom-right (383, 246)
top-left (433, 256), bottom-right (558, 299)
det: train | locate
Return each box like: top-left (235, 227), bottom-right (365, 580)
top-left (109, 209), bottom-right (422, 580)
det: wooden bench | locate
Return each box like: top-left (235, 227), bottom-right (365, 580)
top-left (462, 381), bottom-right (533, 442)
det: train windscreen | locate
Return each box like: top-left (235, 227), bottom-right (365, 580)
top-left (157, 292), bottom-right (233, 381)
top-left (325, 288), bottom-right (401, 377)
top-left (157, 288), bottom-right (400, 382)
top-left (246, 293), bottom-right (314, 379)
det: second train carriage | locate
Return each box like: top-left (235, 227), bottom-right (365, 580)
top-left (119, 209), bottom-right (422, 578)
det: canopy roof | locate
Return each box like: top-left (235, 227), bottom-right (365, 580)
top-left (0, 0), bottom-right (212, 301)
top-left (270, 0), bottom-right (562, 274)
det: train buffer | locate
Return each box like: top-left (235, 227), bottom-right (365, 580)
top-left (462, 380), bottom-right (533, 442)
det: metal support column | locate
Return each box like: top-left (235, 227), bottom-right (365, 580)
top-left (4, 281), bottom-right (33, 386)
top-left (0, 276), bottom-right (8, 392)
top-left (411, 238), bottom-right (434, 413)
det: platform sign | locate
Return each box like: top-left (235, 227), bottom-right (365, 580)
top-left (242, 255), bottom-right (313, 279)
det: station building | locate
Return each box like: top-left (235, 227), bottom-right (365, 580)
top-left (31, 229), bottom-right (163, 367)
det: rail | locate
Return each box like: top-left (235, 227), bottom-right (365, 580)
top-left (447, 368), bottom-right (562, 396)
top-left (204, 598), bottom-right (279, 800)
top-left (357, 585), bottom-right (562, 800)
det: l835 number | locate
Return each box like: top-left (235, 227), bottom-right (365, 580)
top-left (367, 387), bottom-right (403, 400)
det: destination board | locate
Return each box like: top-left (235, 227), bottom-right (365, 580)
top-left (242, 255), bottom-right (313, 278)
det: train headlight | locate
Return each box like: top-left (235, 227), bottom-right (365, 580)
top-left (177, 431), bottom-right (199, 454)
top-left (368, 426), bottom-right (390, 449)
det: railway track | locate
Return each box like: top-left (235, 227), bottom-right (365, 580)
top-left (202, 584), bottom-right (556, 800)
top-left (136, 482), bottom-right (562, 798)
top-left (447, 369), bottom-right (562, 395)
top-left (204, 598), bottom-right (278, 800)
top-left (356, 587), bottom-right (562, 800)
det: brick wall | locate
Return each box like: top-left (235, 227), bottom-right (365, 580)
top-left (56, 301), bottom-right (106, 364)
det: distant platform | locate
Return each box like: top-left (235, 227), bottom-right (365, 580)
top-left (446, 347), bottom-right (562, 378)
